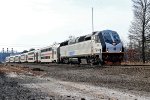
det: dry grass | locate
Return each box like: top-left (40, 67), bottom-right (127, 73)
top-left (0, 64), bottom-right (46, 76)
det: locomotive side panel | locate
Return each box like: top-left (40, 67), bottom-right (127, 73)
top-left (59, 33), bottom-right (103, 64)
top-left (60, 40), bottom-right (93, 58)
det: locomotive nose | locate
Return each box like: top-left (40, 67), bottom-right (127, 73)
top-left (112, 42), bottom-right (116, 46)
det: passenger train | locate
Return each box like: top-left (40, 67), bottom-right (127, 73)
top-left (5, 30), bottom-right (124, 65)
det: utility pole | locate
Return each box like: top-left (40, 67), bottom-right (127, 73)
top-left (91, 0), bottom-right (94, 33)
top-left (92, 7), bottom-right (94, 33)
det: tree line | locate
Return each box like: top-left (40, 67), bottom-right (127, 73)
top-left (128, 0), bottom-right (150, 63)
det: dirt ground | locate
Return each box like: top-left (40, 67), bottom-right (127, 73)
top-left (0, 63), bottom-right (150, 100)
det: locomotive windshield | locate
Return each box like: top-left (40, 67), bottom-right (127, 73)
top-left (102, 30), bottom-right (121, 44)
top-left (103, 31), bottom-right (113, 44)
top-left (111, 32), bottom-right (121, 44)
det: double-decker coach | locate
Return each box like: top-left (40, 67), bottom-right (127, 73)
top-left (14, 55), bottom-right (21, 63)
top-left (5, 57), bottom-right (10, 63)
top-left (20, 53), bottom-right (28, 63)
top-left (9, 56), bottom-right (15, 63)
top-left (27, 50), bottom-right (40, 63)
top-left (39, 46), bottom-right (58, 63)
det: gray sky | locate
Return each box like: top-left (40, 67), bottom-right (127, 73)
top-left (0, 0), bottom-right (133, 52)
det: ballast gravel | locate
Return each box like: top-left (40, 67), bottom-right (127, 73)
top-left (0, 73), bottom-right (53, 100)
top-left (0, 65), bottom-right (79, 100)
top-left (0, 64), bottom-right (150, 100)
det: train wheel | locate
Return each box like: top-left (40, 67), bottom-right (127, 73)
top-left (64, 58), bottom-right (69, 64)
top-left (104, 61), bottom-right (113, 65)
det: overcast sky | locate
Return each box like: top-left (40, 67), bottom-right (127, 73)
top-left (0, 0), bottom-right (133, 52)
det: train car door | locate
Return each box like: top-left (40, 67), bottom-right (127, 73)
top-left (52, 49), bottom-right (54, 59)
top-left (36, 53), bottom-right (38, 63)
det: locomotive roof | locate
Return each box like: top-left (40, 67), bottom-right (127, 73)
top-left (60, 31), bottom-right (100, 47)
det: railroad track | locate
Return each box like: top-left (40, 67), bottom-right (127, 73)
top-left (7, 63), bottom-right (150, 72)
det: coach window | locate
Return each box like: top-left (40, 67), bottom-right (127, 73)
top-left (29, 52), bottom-right (34, 55)
top-left (49, 48), bottom-right (52, 51)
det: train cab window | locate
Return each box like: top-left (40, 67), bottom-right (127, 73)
top-left (103, 32), bottom-right (113, 44)
top-left (112, 32), bottom-right (121, 44)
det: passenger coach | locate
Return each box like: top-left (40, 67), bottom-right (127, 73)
top-left (27, 50), bottom-right (40, 63)
top-left (39, 46), bottom-right (58, 63)
top-left (9, 56), bottom-right (15, 63)
top-left (20, 53), bottom-right (28, 63)
top-left (14, 55), bottom-right (21, 63)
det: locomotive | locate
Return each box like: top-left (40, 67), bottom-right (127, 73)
top-left (58, 30), bottom-right (124, 65)
top-left (6, 30), bottom-right (124, 65)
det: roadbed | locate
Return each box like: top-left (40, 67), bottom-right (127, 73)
top-left (0, 63), bottom-right (150, 100)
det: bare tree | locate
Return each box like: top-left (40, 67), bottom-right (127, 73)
top-left (129, 0), bottom-right (150, 63)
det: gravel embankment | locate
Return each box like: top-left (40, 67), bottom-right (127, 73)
top-left (22, 63), bottom-right (150, 97)
top-left (0, 72), bottom-right (52, 100)
top-left (0, 63), bottom-right (150, 100)
top-left (0, 64), bottom-right (81, 100)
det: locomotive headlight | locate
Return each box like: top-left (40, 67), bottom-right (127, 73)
top-left (106, 48), bottom-right (109, 52)
top-left (120, 48), bottom-right (122, 52)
